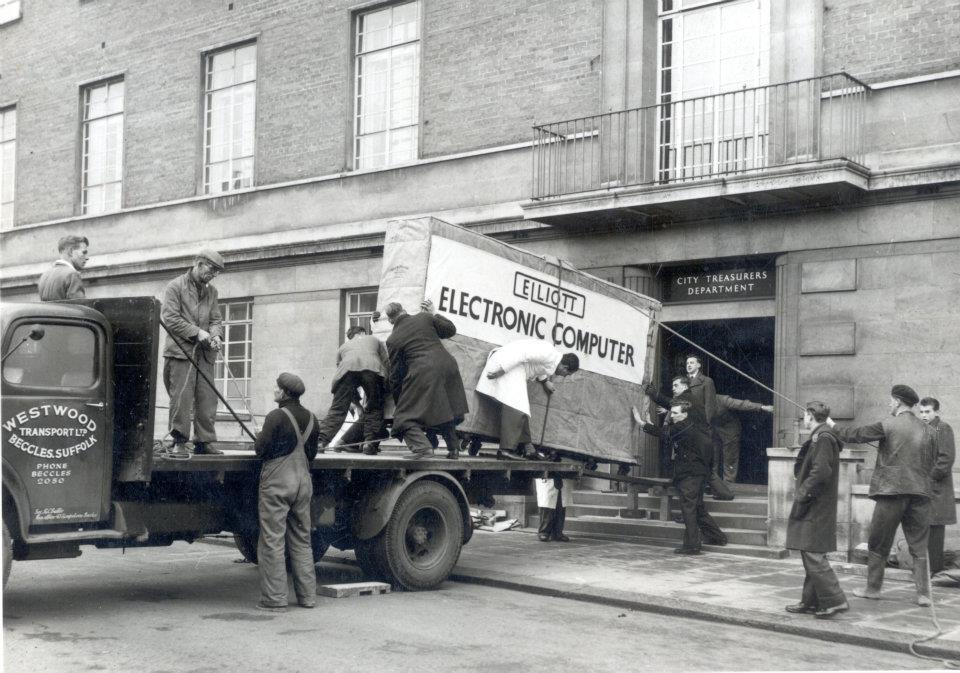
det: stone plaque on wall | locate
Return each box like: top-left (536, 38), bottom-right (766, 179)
top-left (801, 259), bottom-right (857, 293)
top-left (799, 321), bottom-right (856, 355)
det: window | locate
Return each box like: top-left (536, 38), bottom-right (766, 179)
top-left (658, 0), bottom-right (770, 180)
top-left (0, 106), bottom-right (14, 229)
top-left (81, 79), bottom-right (124, 215)
top-left (354, 1), bottom-right (420, 170)
top-left (345, 289), bottom-right (378, 337)
top-left (0, 0), bottom-right (21, 25)
top-left (214, 300), bottom-right (253, 409)
top-left (2, 323), bottom-right (98, 389)
top-left (203, 42), bottom-right (256, 195)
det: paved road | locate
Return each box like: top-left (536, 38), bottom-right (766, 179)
top-left (2, 542), bottom-right (940, 672)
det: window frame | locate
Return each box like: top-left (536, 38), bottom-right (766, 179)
top-left (202, 40), bottom-right (258, 196)
top-left (0, 105), bottom-right (15, 230)
top-left (213, 299), bottom-right (254, 412)
top-left (342, 287), bottom-right (379, 342)
top-left (80, 77), bottom-right (126, 215)
top-left (352, 0), bottom-right (422, 171)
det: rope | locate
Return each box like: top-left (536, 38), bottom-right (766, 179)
top-left (908, 565), bottom-right (960, 668)
top-left (217, 352), bottom-right (260, 433)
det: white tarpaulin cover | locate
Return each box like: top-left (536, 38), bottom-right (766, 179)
top-left (374, 217), bottom-right (661, 465)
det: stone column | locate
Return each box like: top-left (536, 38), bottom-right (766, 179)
top-left (836, 448), bottom-right (869, 560)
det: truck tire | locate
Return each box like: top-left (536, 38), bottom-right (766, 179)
top-left (2, 521), bottom-right (11, 589)
top-left (232, 528), bottom-right (330, 565)
top-left (354, 534), bottom-right (390, 581)
top-left (380, 480), bottom-right (464, 591)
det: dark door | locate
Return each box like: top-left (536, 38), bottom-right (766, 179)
top-left (659, 317), bottom-right (775, 484)
top-left (1, 318), bottom-right (113, 526)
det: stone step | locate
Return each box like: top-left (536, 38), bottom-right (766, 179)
top-left (570, 490), bottom-right (768, 515)
top-left (530, 514), bottom-right (768, 547)
top-left (521, 526), bottom-right (788, 559)
top-left (566, 504), bottom-right (768, 531)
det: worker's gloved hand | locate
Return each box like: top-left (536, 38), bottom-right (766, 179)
top-left (761, 404), bottom-right (774, 413)
top-left (542, 380), bottom-right (556, 395)
top-left (420, 299), bottom-right (434, 314)
top-left (196, 329), bottom-right (211, 345)
top-left (210, 336), bottom-right (223, 352)
top-left (486, 367), bottom-right (505, 379)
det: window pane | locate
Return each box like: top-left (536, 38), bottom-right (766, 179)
top-left (82, 82), bottom-right (124, 215)
top-left (204, 44), bottom-right (257, 195)
top-left (358, 292), bottom-right (378, 312)
top-left (2, 324), bottom-right (97, 388)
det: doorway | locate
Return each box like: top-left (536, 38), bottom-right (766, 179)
top-left (659, 317), bottom-right (775, 484)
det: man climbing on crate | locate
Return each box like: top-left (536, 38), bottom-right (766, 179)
top-left (475, 338), bottom-right (579, 460)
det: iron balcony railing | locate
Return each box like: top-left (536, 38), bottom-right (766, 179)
top-left (532, 72), bottom-right (870, 200)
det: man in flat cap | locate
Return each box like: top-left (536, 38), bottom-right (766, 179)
top-left (160, 248), bottom-right (226, 457)
top-left (827, 384), bottom-right (937, 605)
top-left (253, 373), bottom-right (320, 611)
top-left (38, 235), bottom-right (89, 301)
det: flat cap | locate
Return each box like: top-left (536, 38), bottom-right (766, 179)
top-left (277, 372), bottom-right (305, 397)
top-left (197, 248), bottom-right (225, 270)
top-left (891, 384), bottom-right (919, 407)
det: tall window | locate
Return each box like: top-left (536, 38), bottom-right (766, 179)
top-left (345, 289), bottom-right (378, 337)
top-left (0, 106), bottom-right (15, 229)
top-left (658, 0), bottom-right (770, 180)
top-left (204, 42), bottom-right (256, 195)
top-left (214, 300), bottom-right (253, 410)
top-left (354, 1), bottom-right (420, 170)
top-left (82, 79), bottom-right (124, 215)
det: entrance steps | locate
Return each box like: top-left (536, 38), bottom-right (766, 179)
top-left (528, 488), bottom-right (787, 560)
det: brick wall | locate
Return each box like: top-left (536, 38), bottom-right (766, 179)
top-left (823, 0), bottom-right (960, 83)
top-left (0, 0), bottom-right (602, 226)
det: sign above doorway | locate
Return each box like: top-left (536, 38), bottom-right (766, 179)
top-left (662, 260), bottom-right (775, 304)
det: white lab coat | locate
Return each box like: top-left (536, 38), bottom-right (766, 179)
top-left (474, 339), bottom-right (562, 417)
top-left (535, 477), bottom-right (560, 509)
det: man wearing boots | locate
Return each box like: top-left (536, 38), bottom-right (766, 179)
top-left (639, 400), bottom-right (727, 554)
top-left (919, 397), bottom-right (956, 575)
top-left (827, 384), bottom-right (937, 606)
top-left (785, 401), bottom-right (849, 618)
top-left (160, 249), bottom-right (226, 457)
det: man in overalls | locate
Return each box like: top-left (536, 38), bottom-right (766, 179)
top-left (253, 372), bottom-right (320, 612)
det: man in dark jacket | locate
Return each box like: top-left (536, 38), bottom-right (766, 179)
top-left (714, 394), bottom-right (774, 482)
top-left (685, 354), bottom-right (717, 424)
top-left (384, 300), bottom-right (469, 459)
top-left (160, 249), bottom-right (225, 457)
top-left (785, 401), bottom-right (849, 618)
top-left (640, 400), bottom-right (726, 554)
top-left (38, 235), bottom-right (89, 301)
top-left (919, 397), bottom-right (956, 574)
top-left (253, 372), bottom-right (320, 612)
top-left (317, 325), bottom-right (389, 454)
top-left (827, 384), bottom-right (936, 605)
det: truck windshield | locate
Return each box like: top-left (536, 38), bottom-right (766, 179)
top-left (2, 323), bottom-right (98, 389)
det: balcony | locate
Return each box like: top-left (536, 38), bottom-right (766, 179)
top-left (525, 73), bottom-right (872, 226)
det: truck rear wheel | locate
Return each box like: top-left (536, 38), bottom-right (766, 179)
top-left (381, 480), bottom-right (463, 591)
top-left (2, 521), bottom-right (11, 589)
top-left (232, 529), bottom-right (330, 565)
top-left (354, 534), bottom-right (390, 581)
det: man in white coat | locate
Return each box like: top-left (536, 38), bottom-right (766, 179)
top-left (536, 475), bottom-right (571, 542)
top-left (476, 339), bottom-right (579, 460)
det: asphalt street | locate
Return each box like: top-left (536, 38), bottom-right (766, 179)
top-left (1, 541), bottom-right (943, 673)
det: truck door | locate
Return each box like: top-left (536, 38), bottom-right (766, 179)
top-left (1, 317), bottom-right (113, 527)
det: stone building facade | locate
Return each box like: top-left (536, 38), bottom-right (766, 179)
top-left (1, 0), bottom-right (958, 488)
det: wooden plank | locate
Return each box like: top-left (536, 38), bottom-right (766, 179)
top-left (316, 582), bottom-right (392, 598)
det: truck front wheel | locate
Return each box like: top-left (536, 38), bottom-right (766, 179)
top-left (232, 528), bottom-right (330, 565)
top-left (2, 520), bottom-right (11, 589)
top-left (381, 480), bottom-right (464, 591)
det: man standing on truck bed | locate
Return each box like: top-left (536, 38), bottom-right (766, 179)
top-left (254, 372), bottom-right (320, 612)
top-left (160, 248), bottom-right (226, 457)
top-left (38, 235), bottom-right (89, 301)
top-left (383, 299), bottom-right (469, 460)
top-left (475, 338), bottom-right (579, 460)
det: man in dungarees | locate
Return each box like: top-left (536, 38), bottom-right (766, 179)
top-left (253, 372), bottom-right (321, 612)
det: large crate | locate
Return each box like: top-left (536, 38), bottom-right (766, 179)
top-left (373, 217), bottom-right (661, 466)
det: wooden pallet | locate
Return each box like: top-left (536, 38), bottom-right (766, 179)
top-left (316, 581), bottom-right (392, 598)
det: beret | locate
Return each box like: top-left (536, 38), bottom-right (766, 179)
top-left (891, 384), bottom-right (919, 407)
top-left (197, 248), bottom-right (225, 270)
top-left (277, 372), bottom-right (305, 397)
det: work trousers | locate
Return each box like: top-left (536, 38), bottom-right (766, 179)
top-left (402, 421), bottom-right (459, 454)
top-left (163, 355), bottom-right (218, 443)
top-left (538, 487), bottom-right (566, 540)
top-left (676, 475), bottom-right (726, 549)
top-left (317, 371), bottom-right (385, 444)
top-left (719, 430), bottom-right (741, 483)
top-left (868, 494), bottom-right (931, 562)
top-left (799, 550), bottom-right (847, 609)
top-left (929, 524), bottom-right (946, 575)
top-left (499, 404), bottom-right (532, 451)
top-left (257, 449), bottom-right (316, 607)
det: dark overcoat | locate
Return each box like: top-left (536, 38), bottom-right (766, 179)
top-left (387, 312), bottom-right (469, 434)
top-left (687, 373), bottom-right (718, 423)
top-left (786, 425), bottom-right (842, 553)
top-left (930, 418), bottom-right (957, 525)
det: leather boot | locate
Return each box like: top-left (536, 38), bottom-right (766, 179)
top-left (853, 551), bottom-right (884, 599)
top-left (913, 555), bottom-right (932, 606)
